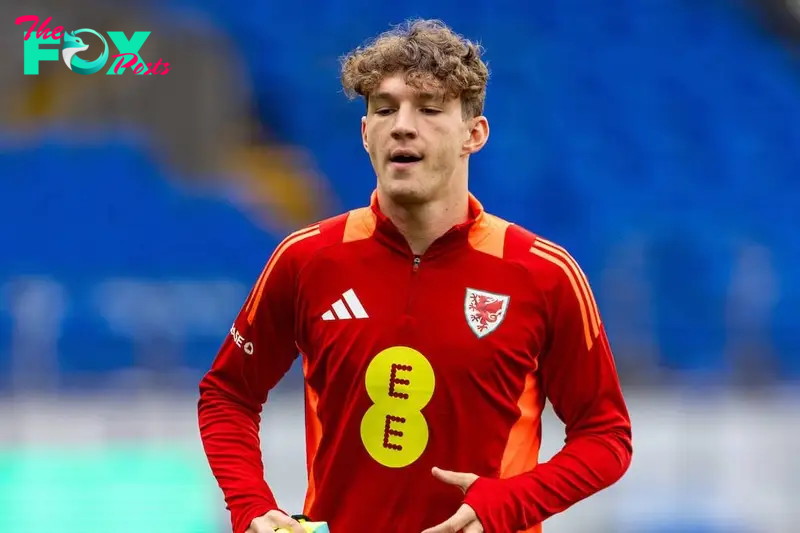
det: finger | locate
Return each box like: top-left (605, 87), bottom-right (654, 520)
top-left (431, 466), bottom-right (464, 486)
top-left (421, 505), bottom-right (474, 533)
top-left (269, 514), bottom-right (306, 533)
top-left (431, 467), bottom-right (477, 491)
top-left (463, 519), bottom-right (484, 533)
top-left (420, 518), bottom-right (459, 533)
top-left (247, 519), bottom-right (274, 533)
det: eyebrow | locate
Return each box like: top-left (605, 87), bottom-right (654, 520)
top-left (371, 91), bottom-right (444, 103)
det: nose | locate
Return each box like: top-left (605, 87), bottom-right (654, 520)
top-left (390, 106), bottom-right (418, 140)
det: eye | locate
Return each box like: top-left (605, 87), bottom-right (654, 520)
top-left (375, 108), bottom-right (394, 116)
top-left (420, 108), bottom-right (441, 115)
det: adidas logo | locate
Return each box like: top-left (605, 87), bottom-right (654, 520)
top-left (321, 289), bottom-right (369, 321)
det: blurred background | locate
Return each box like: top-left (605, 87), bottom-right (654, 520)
top-left (1, 1), bottom-right (799, 532)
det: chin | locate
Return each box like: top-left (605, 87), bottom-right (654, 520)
top-left (380, 179), bottom-right (430, 206)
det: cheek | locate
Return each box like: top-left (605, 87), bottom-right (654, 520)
top-left (431, 134), bottom-right (460, 164)
top-left (364, 127), bottom-right (379, 155)
top-left (367, 125), bottom-right (386, 147)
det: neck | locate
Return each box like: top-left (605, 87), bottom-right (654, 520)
top-left (378, 188), bottom-right (470, 255)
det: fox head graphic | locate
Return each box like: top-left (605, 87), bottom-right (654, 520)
top-left (61, 32), bottom-right (88, 70)
top-left (61, 29), bottom-right (108, 75)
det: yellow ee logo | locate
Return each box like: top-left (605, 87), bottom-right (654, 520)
top-left (360, 346), bottom-right (435, 468)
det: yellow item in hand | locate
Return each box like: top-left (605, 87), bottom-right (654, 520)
top-left (275, 515), bottom-right (329, 532)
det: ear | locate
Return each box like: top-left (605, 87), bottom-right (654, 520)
top-left (361, 116), bottom-right (369, 153)
top-left (462, 116), bottom-right (489, 156)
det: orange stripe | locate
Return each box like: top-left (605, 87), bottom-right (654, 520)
top-left (245, 225), bottom-right (320, 324)
top-left (499, 372), bottom-right (542, 478)
top-left (301, 354), bottom-right (323, 517)
top-left (468, 212), bottom-right (510, 258)
top-left (342, 207), bottom-right (377, 243)
top-left (500, 373), bottom-right (543, 533)
top-left (245, 224), bottom-right (319, 311)
top-left (536, 238), bottom-right (601, 334)
top-left (530, 246), bottom-right (595, 351)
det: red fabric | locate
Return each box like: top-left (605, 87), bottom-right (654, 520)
top-left (198, 192), bottom-right (632, 533)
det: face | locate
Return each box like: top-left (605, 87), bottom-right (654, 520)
top-left (361, 73), bottom-right (489, 205)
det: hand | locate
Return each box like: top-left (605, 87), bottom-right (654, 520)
top-left (246, 510), bottom-right (306, 533)
top-left (422, 467), bottom-right (484, 533)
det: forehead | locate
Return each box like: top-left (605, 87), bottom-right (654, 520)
top-left (370, 74), bottom-right (453, 103)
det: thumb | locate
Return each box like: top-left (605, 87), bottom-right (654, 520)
top-left (431, 467), bottom-right (478, 491)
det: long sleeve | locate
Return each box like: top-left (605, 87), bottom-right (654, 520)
top-left (198, 236), bottom-right (303, 533)
top-left (465, 251), bottom-right (633, 532)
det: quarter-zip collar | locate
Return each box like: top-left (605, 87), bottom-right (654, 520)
top-left (367, 189), bottom-right (486, 260)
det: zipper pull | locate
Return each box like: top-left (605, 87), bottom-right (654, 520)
top-left (412, 256), bottom-right (421, 271)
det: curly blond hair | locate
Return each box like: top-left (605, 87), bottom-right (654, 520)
top-left (340, 19), bottom-right (490, 119)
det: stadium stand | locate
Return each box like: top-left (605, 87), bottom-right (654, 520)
top-left (1, 0), bottom-right (798, 390)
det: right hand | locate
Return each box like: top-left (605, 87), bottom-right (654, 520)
top-left (246, 510), bottom-right (306, 533)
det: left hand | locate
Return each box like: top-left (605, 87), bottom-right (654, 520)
top-left (421, 467), bottom-right (484, 533)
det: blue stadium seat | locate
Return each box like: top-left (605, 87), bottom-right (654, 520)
top-left (0, 131), bottom-right (277, 383)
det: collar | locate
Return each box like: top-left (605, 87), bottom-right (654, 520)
top-left (367, 189), bottom-right (486, 258)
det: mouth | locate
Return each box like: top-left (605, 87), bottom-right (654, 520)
top-left (389, 151), bottom-right (424, 169)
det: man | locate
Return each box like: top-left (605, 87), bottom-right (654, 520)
top-left (198, 18), bottom-right (632, 533)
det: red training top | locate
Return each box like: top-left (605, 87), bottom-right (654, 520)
top-left (198, 192), bottom-right (632, 533)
